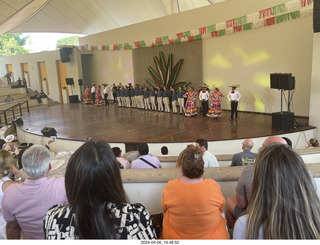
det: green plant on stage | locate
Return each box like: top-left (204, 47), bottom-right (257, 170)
top-left (145, 52), bottom-right (190, 90)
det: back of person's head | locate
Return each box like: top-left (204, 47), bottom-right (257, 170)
top-left (262, 136), bottom-right (287, 149)
top-left (282, 137), bottom-right (292, 148)
top-left (22, 145), bottom-right (51, 179)
top-left (178, 145), bottom-right (204, 179)
top-left (138, 143), bottom-right (149, 155)
top-left (246, 143), bottom-right (320, 239)
top-left (196, 139), bottom-right (208, 150)
top-left (65, 140), bottom-right (128, 239)
top-left (309, 138), bottom-right (319, 147)
top-left (0, 150), bottom-right (15, 178)
top-left (242, 139), bottom-right (254, 150)
top-left (111, 147), bottom-right (121, 158)
top-left (161, 146), bottom-right (168, 155)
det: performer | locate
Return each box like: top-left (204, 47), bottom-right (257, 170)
top-left (143, 87), bottom-right (151, 110)
top-left (184, 87), bottom-right (198, 117)
top-left (103, 84), bottom-right (109, 106)
top-left (91, 83), bottom-right (96, 104)
top-left (227, 84), bottom-right (241, 120)
top-left (83, 85), bottom-right (92, 104)
top-left (163, 86), bottom-right (170, 113)
top-left (116, 86), bottom-right (122, 106)
top-left (157, 86), bottom-right (164, 112)
top-left (207, 87), bottom-right (224, 118)
top-left (150, 86), bottom-right (157, 110)
top-left (95, 85), bottom-right (104, 106)
top-left (199, 85), bottom-right (210, 117)
top-left (112, 83), bottom-right (117, 103)
top-left (177, 86), bottom-right (185, 114)
top-left (171, 87), bottom-right (178, 113)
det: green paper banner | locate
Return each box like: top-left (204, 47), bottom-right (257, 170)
top-left (289, 11), bottom-right (300, 20)
top-left (272, 4), bottom-right (286, 16)
top-left (243, 23), bottom-right (253, 31)
top-left (183, 31), bottom-right (191, 37)
top-left (276, 14), bottom-right (288, 24)
top-left (195, 34), bottom-right (202, 40)
top-left (207, 24), bottom-right (216, 32)
top-left (140, 41), bottom-right (146, 47)
top-left (162, 36), bottom-right (169, 42)
top-left (236, 16), bottom-right (247, 26)
top-left (218, 29), bottom-right (226, 36)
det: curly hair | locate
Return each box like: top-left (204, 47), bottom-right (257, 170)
top-left (177, 145), bottom-right (204, 179)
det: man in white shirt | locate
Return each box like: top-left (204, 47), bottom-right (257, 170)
top-left (199, 86), bottom-right (210, 117)
top-left (227, 84), bottom-right (241, 120)
top-left (195, 139), bottom-right (219, 167)
top-left (91, 83), bottom-right (96, 104)
top-left (103, 84), bottom-right (109, 106)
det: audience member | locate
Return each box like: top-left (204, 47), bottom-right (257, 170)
top-left (230, 139), bottom-right (256, 166)
top-left (43, 141), bottom-right (156, 239)
top-left (111, 147), bottom-right (131, 169)
top-left (2, 135), bottom-right (17, 154)
top-left (306, 138), bottom-right (319, 148)
top-left (4, 94), bottom-right (14, 102)
top-left (2, 145), bottom-right (68, 239)
top-left (233, 143), bottom-right (320, 239)
top-left (0, 151), bottom-right (21, 239)
top-left (17, 143), bottom-right (34, 169)
top-left (282, 137), bottom-right (292, 148)
top-left (161, 145), bottom-right (229, 239)
top-left (131, 143), bottom-right (162, 169)
top-left (161, 146), bottom-right (169, 156)
top-left (226, 136), bottom-right (317, 229)
top-left (195, 139), bottom-right (219, 167)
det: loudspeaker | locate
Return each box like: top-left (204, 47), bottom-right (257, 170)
top-left (272, 112), bottom-right (294, 131)
top-left (41, 127), bottom-right (57, 137)
top-left (279, 73), bottom-right (295, 90)
top-left (270, 73), bottom-right (280, 89)
top-left (14, 118), bottom-right (23, 125)
top-left (78, 79), bottom-right (83, 86)
top-left (66, 78), bottom-right (74, 85)
top-left (314, 0), bottom-right (320, 33)
top-left (60, 48), bottom-right (72, 63)
top-left (69, 95), bottom-right (79, 103)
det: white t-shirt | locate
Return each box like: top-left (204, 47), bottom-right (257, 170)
top-left (233, 214), bottom-right (263, 239)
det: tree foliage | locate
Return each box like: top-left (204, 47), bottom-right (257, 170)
top-left (56, 36), bottom-right (79, 49)
top-left (0, 33), bottom-right (29, 56)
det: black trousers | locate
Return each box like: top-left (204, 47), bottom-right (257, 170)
top-left (201, 100), bottom-right (209, 116)
top-left (92, 92), bottom-right (96, 104)
top-left (231, 101), bottom-right (238, 119)
top-left (104, 94), bottom-right (109, 105)
top-left (113, 92), bottom-right (117, 102)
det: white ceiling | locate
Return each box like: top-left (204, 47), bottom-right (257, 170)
top-left (0, 0), bottom-right (226, 35)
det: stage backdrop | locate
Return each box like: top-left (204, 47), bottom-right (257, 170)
top-left (132, 40), bottom-right (203, 89)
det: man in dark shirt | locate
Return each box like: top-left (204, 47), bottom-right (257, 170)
top-left (230, 139), bottom-right (256, 166)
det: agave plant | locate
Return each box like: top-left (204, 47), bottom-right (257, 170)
top-left (145, 52), bottom-right (190, 90)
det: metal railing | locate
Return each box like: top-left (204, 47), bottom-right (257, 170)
top-left (0, 100), bottom-right (29, 125)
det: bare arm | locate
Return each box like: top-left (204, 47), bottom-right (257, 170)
top-left (6, 220), bottom-right (21, 239)
top-left (236, 193), bottom-right (248, 210)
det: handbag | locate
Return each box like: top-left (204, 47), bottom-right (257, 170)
top-left (150, 213), bottom-right (164, 238)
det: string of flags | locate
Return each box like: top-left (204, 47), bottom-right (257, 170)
top-left (79, 0), bottom-right (313, 52)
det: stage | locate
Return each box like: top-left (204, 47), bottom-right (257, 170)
top-left (18, 102), bottom-right (313, 144)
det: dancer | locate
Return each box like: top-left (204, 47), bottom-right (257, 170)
top-left (163, 86), bottom-right (170, 113)
top-left (157, 86), bottom-right (164, 112)
top-left (171, 87), bottom-right (178, 113)
top-left (227, 84), bottom-right (241, 120)
top-left (95, 85), bottom-right (104, 106)
top-left (103, 84), bottom-right (109, 106)
top-left (199, 85), bottom-right (210, 117)
top-left (116, 86), bottom-right (122, 106)
top-left (184, 87), bottom-right (198, 117)
top-left (150, 86), bottom-right (157, 110)
top-left (143, 87), bottom-right (151, 110)
top-left (91, 83), bottom-right (96, 104)
top-left (177, 86), bottom-right (185, 114)
top-left (207, 87), bottom-right (224, 118)
top-left (83, 85), bottom-right (91, 104)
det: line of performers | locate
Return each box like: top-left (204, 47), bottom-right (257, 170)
top-left (82, 82), bottom-right (241, 119)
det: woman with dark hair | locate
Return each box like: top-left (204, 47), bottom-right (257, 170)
top-left (161, 145), bottom-right (229, 239)
top-left (233, 143), bottom-right (320, 239)
top-left (207, 87), bottom-right (224, 119)
top-left (44, 141), bottom-right (156, 239)
top-left (183, 87), bottom-right (198, 117)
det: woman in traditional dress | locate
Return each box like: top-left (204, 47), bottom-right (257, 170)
top-left (184, 87), bottom-right (198, 117)
top-left (207, 87), bottom-right (224, 118)
top-left (83, 85), bottom-right (91, 104)
top-left (95, 85), bottom-right (104, 106)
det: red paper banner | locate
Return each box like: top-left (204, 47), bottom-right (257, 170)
top-left (199, 27), bottom-right (207, 35)
top-left (211, 31), bottom-right (218, 37)
top-left (226, 19), bottom-right (236, 29)
top-left (301, 0), bottom-right (312, 7)
top-left (134, 41), bottom-right (141, 48)
top-left (176, 33), bottom-right (184, 39)
top-left (233, 25), bottom-right (243, 33)
top-left (259, 8), bottom-right (273, 19)
top-left (264, 17), bottom-right (276, 26)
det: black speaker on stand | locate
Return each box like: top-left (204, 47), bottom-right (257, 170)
top-left (272, 112), bottom-right (294, 131)
top-left (60, 48), bottom-right (73, 63)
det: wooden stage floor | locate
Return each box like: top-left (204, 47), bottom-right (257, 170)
top-left (19, 103), bottom-right (313, 143)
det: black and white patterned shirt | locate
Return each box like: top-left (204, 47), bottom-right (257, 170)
top-left (44, 202), bottom-right (156, 239)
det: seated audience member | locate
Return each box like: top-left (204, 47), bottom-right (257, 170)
top-left (282, 137), bottom-right (292, 148)
top-left (0, 151), bottom-right (21, 239)
top-left (4, 94), bottom-right (14, 102)
top-left (233, 143), bottom-right (320, 239)
top-left (2, 135), bottom-right (17, 154)
top-left (161, 146), bottom-right (169, 156)
top-left (195, 138), bottom-right (219, 167)
top-left (111, 147), bottom-right (131, 169)
top-left (44, 141), bottom-right (156, 239)
top-left (161, 145), bottom-right (229, 239)
top-left (230, 139), bottom-right (256, 166)
top-left (2, 145), bottom-right (68, 239)
top-left (17, 143), bottom-right (34, 169)
top-left (131, 143), bottom-right (162, 169)
top-left (306, 138), bottom-right (319, 148)
top-left (226, 136), bottom-right (317, 229)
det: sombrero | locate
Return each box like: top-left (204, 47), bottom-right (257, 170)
top-left (229, 83), bottom-right (240, 88)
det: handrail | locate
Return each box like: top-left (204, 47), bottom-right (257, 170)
top-left (0, 100), bottom-right (29, 125)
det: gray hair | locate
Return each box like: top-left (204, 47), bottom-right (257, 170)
top-left (22, 145), bottom-right (51, 179)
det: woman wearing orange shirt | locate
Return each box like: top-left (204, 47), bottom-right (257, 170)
top-left (161, 145), bottom-right (229, 239)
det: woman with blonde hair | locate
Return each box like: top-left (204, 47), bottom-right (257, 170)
top-left (0, 150), bottom-right (20, 239)
top-left (161, 145), bottom-right (229, 239)
top-left (234, 143), bottom-right (320, 239)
